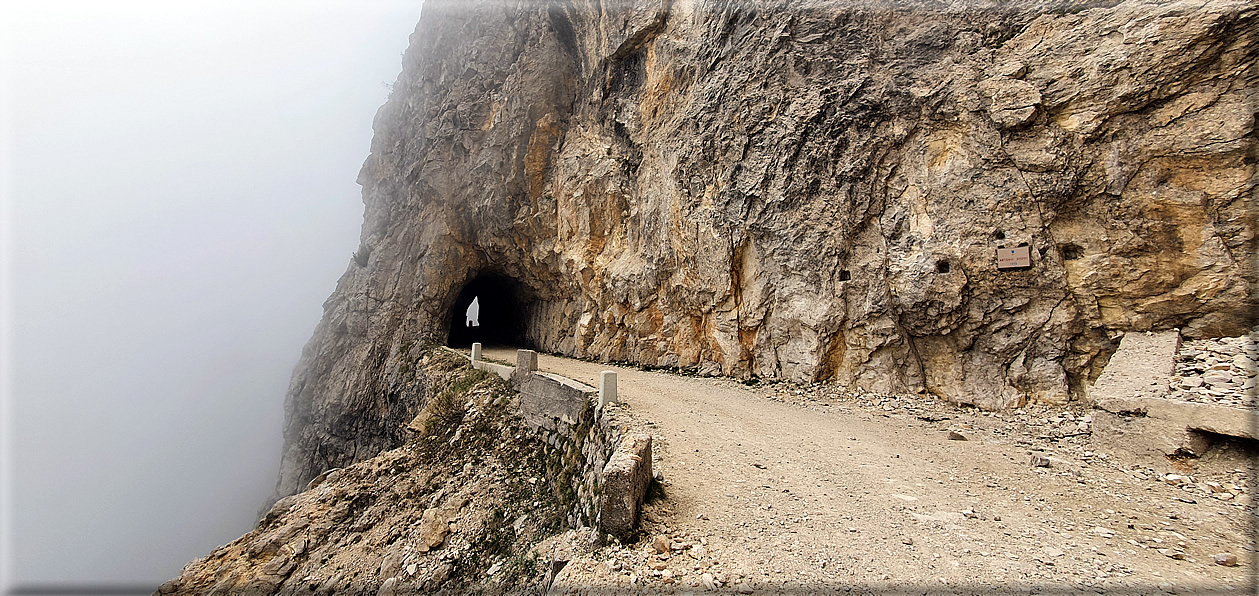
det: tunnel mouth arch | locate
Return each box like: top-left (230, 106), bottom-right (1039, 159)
top-left (446, 272), bottom-right (532, 349)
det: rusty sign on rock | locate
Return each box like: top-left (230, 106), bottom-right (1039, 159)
top-left (996, 245), bottom-right (1032, 271)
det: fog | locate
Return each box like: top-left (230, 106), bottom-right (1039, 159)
top-left (2, 1), bottom-right (423, 591)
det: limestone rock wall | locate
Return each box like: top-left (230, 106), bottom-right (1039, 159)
top-left (274, 0), bottom-right (1256, 499)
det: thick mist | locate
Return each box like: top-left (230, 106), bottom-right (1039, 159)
top-left (1, 1), bottom-right (423, 590)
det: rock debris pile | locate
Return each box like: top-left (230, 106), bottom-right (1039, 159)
top-left (1169, 332), bottom-right (1258, 410)
top-left (1156, 472), bottom-right (1250, 505)
top-left (765, 383), bottom-right (1097, 444)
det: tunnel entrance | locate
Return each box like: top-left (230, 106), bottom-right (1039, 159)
top-left (447, 273), bottom-right (530, 348)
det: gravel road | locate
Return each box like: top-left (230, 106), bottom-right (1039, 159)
top-left (482, 348), bottom-right (1255, 594)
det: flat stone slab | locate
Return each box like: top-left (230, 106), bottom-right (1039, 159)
top-left (519, 372), bottom-right (596, 428)
top-left (1088, 330), bottom-right (1181, 403)
top-left (599, 434), bottom-right (652, 538)
top-left (534, 371), bottom-right (596, 393)
top-left (1095, 396), bottom-right (1257, 442)
top-left (472, 359), bottom-right (513, 381)
top-left (1089, 330), bottom-right (1257, 458)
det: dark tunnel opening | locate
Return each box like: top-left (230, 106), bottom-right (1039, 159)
top-left (446, 273), bottom-right (531, 349)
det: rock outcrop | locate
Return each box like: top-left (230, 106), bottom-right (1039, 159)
top-left (166, 350), bottom-right (588, 595)
top-left (274, 0), bottom-right (1256, 499)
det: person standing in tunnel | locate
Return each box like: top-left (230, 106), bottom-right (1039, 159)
top-left (465, 296), bottom-right (480, 327)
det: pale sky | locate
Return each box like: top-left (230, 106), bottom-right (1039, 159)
top-left (1, 1), bottom-right (424, 590)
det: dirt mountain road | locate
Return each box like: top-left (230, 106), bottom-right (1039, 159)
top-left (481, 348), bottom-right (1253, 594)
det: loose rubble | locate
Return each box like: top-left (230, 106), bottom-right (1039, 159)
top-left (1214, 553), bottom-right (1239, 567)
top-left (1168, 332), bottom-right (1258, 410)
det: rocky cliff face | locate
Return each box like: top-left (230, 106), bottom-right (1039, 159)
top-left (274, 0), bottom-right (1256, 499)
top-left (164, 350), bottom-right (584, 595)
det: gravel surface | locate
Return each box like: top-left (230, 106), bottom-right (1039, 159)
top-left (481, 349), bottom-right (1257, 595)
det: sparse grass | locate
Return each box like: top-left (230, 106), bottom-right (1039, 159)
top-left (414, 364), bottom-right (498, 456)
top-left (303, 345), bottom-right (586, 593)
top-left (422, 389), bottom-right (466, 437)
top-left (398, 349), bottom-right (567, 589)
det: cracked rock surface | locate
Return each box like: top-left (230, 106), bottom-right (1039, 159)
top-left (273, 0), bottom-right (1257, 500)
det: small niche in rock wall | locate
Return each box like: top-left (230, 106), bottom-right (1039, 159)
top-left (1060, 243), bottom-right (1084, 261)
top-left (839, 270), bottom-right (851, 281)
top-left (936, 260), bottom-right (951, 274)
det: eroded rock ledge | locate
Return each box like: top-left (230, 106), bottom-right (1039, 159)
top-left (171, 350), bottom-right (630, 595)
top-left (274, 0), bottom-right (1256, 499)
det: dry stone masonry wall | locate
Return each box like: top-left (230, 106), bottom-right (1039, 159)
top-left (273, 0), bottom-right (1257, 499)
top-left (464, 347), bottom-right (652, 536)
top-left (1169, 332), bottom-right (1259, 409)
top-left (529, 381), bottom-right (643, 533)
top-left (1089, 329), bottom-right (1257, 460)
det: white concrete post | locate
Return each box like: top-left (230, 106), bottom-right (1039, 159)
top-left (471, 342), bottom-right (482, 362)
top-left (599, 370), bottom-right (618, 408)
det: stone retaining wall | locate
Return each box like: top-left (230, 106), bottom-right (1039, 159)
top-left (520, 372), bottom-right (596, 429)
top-left (1089, 330), bottom-right (1258, 461)
top-left (444, 346), bottom-right (651, 537)
top-left (471, 359), bottom-right (513, 380)
top-left (1168, 332), bottom-right (1257, 410)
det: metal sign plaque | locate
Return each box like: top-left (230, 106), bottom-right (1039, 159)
top-left (996, 245), bottom-right (1031, 270)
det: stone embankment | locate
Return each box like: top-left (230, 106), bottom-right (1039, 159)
top-left (1169, 332), bottom-right (1258, 410)
top-left (160, 348), bottom-right (598, 595)
top-left (159, 347), bottom-right (657, 595)
top-left (1089, 330), bottom-right (1256, 460)
top-left (460, 345), bottom-right (653, 536)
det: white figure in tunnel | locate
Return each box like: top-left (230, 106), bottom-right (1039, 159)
top-left (465, 296), bottom-right (480, 327)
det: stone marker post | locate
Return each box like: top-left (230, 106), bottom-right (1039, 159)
top-left (599, 433), bottom-right (652, 537)
top-left (599, 371), bottom-right (617, 408)
top-left (513, 349), bottom-right (538, 386)
top-left (517, 349), bottom-right (537, 372)
top-left (471, 342), bottom-right (482, 362)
